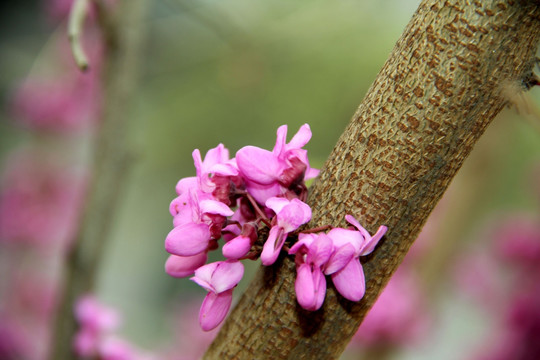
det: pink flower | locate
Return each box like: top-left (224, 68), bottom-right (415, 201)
top-left (287, 215), bottom-right (385, 311)
top-left (236, 124), bottom-right (319, 204)
top-left (260, 197), bottom-right (312, 266)
top-left (493, 216), bottom-right (540, 266)
top-left (191, 261), bottom-right (244, 331)
top-left (165, 191), bottom-right (234, 257)
top-left (222, 222), bottom-right (258, 260)
top-left (73, 295), bottom-right (121, 357)
top-left (192, 144), bottom-right (240, 205)
top-left (289, 233), bottom-right (334, 311)
top-left (326, 215), bottom-right (387, 301)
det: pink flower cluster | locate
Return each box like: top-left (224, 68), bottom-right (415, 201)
top-left (165, 124), bottom-right (388, 330)
top-left (289, 215), bottom-right (387, 311)
top-left (73, 295), bottom-right (154, 360)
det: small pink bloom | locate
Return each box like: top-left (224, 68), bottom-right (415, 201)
top-left (327, 215), bottom-right (387, 301)
top-left (236, 124), bottom-right (319, 204)
top-left (192, 145), bottom-right (240, 204)
top-left (75, 296), bottom-right (120, 333)
top-left (222, 222), bottom-right (258, 259)
top-left (289, 233), bottom-right (333, 310)
top-left (73, 295), bottom-right (120, 357)
top-left (493, 216), bottom-right (540, 266)
top-left (165, 222), bottom-right (212, 257)
top-left (11, 68), bottom-right (101, 132)
top-left (166, 191), bottom-right (233, 257)
top-left (260, 197), bottom-right (312, 265)
top-left (272, 124), bottom-right (319, 183)
top-left (191, 261), bottom-right (244, 331)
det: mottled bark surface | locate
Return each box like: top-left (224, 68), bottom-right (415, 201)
top-left (204, 1), bottom-right (540, 359)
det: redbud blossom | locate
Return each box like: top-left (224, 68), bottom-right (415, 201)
top-left (261, 197), bottom-right (312, 266)
top-left (236, 124), bottom-right (319, 204)
top-left (191, 261), bottom-right (244, 331)
top-left (327, 215), bottom-right (387, 301)
top-left (289, 233), bottom-right (334, 311)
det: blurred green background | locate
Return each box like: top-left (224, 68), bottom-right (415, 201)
top-left (1, 1), bottom-right (540, 359)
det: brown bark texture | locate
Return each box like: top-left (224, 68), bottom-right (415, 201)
top-left (204, 0), bottom-right (540, 359)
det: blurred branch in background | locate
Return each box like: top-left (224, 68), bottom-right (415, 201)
top-left (68, 0), bottom-right (90, 71)
top-left (50, 0), bottom-right (148, 359)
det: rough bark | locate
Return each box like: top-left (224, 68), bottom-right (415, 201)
top-left (204, 1), bottom-right (540, 359)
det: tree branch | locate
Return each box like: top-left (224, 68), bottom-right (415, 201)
top-left (68, 0), bottom-right (90, 72)
top-left (50, 1), bottom-right (148, 359)
top-left (204, 1), bottom-right (540, 358)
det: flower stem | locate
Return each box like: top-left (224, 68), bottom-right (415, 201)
top-left (245, 192), bottom-right (271, 227)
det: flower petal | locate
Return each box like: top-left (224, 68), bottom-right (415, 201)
top-left (199, 199), bottom-right (234, 217)
top-left (222, 235), bottom-right (252, 259)
top-left (345, 214), bottom-right (373, 242)
top-left (175, 176), bottom-right (198, 196)
top-left (272, 125), bottom-right (288, 156)
top-left (204, 144), bottom-right (229, 167)
top-left (236, 146), bottom-right (281, 184)
top-left (199, 289), bottom-right (234, 331)
top-left (165, 253), bottom-right (207, 278)
top-left (278, 199), bottom-right (312, 232)
top-left (324, 243), bottom-right (356, 275)
top-left (244, 180), bottom-right (282, 205)
top-left (305, 167), bottom-right (320, 180)
top-left (287, 123), bottom-right (312, 150)
top-left (288, 233), bottom-right (317, 255)
top-left (165, 223), bottom-right (211, 256)
top-left (191, 261), bottom-right (219, 292)
top-left (295, 263), bottom-right (316, 310)
top-left (360, 225), bottom-right (388, 256)
top-left (260, 226), bottom-right (284, 266)
top-left (313, 268), bottom-right (327, 311)
top-left (327, 228), bottom-right (363, 254)
top-left (210, 260), bottom-right (244, 293)
top-left (265, 197), bottom-right (291, 215)
top-left (208, 163), bottom-right (238, 177)
top-left (310, 233), bottom-right (333, 267)
top-left (331, 259), bottom-right (366, 301)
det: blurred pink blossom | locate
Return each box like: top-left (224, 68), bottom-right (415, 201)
top-left (164, 299), bottom-right (222, 360)
top-left (0, 151), bottom-right (85, 250)
top-left (261, 197), bottom-right (312, 265)
top-left (11, 70), bottom-right (101, 132)
top-left (493, 215), bottom-right (540, 267)
top-left (352, 267), bottom-right (430, 346)
top-left (74, 295), bottom-right (121, 357)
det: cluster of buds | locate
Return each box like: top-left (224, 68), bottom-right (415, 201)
top-left (165, 124), bottom-right (387, 330)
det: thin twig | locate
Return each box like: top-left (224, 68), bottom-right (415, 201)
top-left (68, 0), bottom-right (90, 72)
top-left (245, 192), bottom-right (272, 227)
top-left (299, 224), bottom-right (333, 234)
